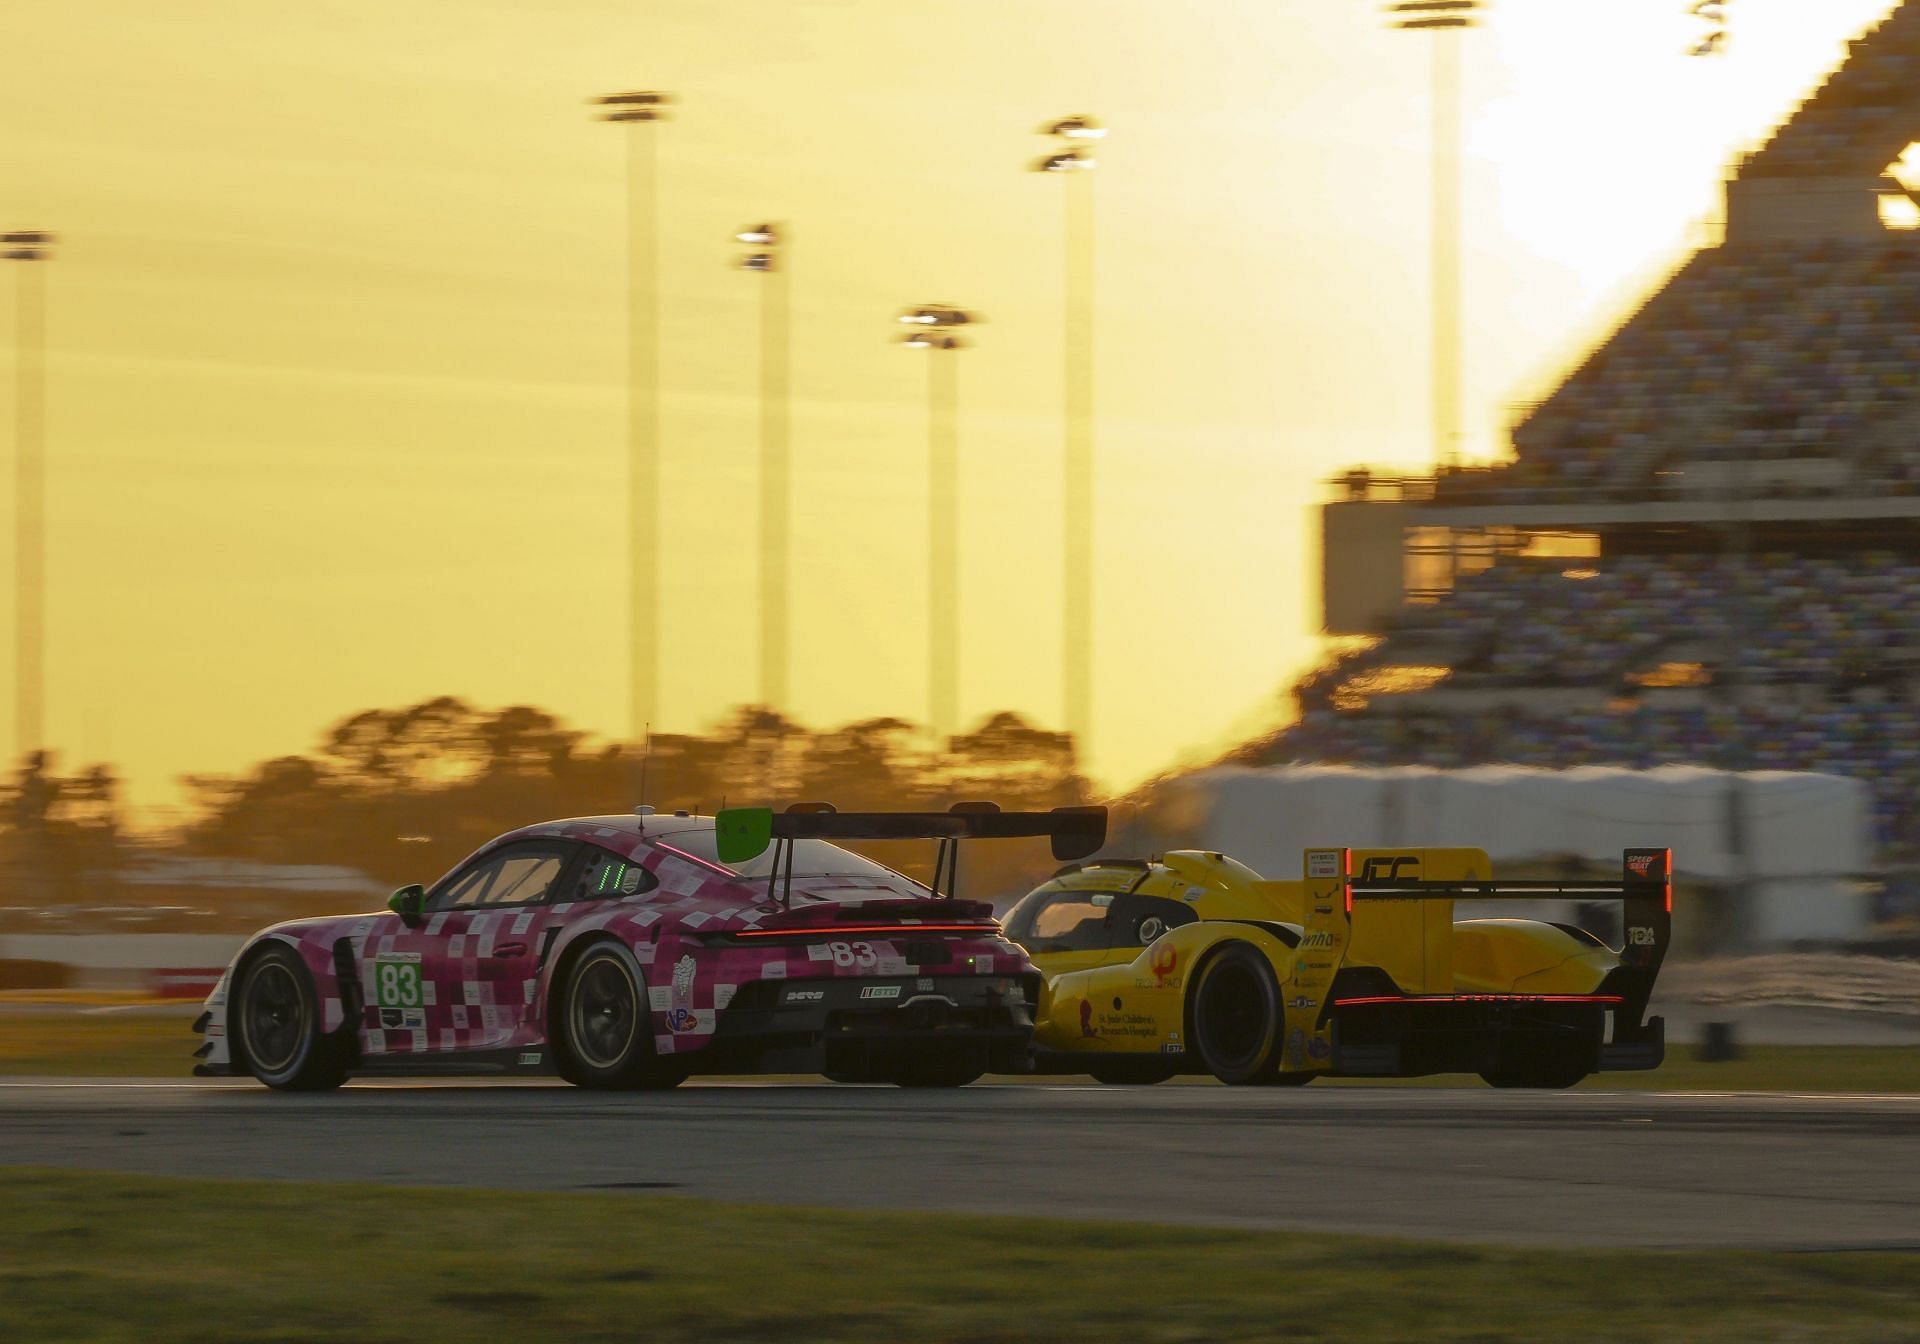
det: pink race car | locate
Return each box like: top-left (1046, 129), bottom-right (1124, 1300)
top-left (192, 802), bottom-right (1106, 1090)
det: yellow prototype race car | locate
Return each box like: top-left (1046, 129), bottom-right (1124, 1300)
top-left (1003, 846), bottom-right (1670, 1088)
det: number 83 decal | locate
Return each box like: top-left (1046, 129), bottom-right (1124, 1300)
top-left (827, 940), bottom-right (878, 968)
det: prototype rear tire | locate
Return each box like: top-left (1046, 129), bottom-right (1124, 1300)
top-left (1189, 943), bottom-right (1287, 1085)
top-left (234, 945), bottom-right (346, 1092)
top-left (557, 942), bottom-right (689, 1091)
top-left (1089, 1059), bottom-right (1179, 1086)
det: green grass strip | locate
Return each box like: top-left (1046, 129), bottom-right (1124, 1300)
top-left (0, 1169), bottom-right (1915, 1343)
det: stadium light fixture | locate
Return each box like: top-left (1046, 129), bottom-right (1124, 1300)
top-left (896, 303), bottom-right (975, 329)
top-left (1040, 115), bottom-right (1106, 141)
top-left (1033, 149), bottom-right (1095, 174)
top-left (1386, 0), bottom-right (1483, 30)
top-left (592, 91), bottom-right (675, 123)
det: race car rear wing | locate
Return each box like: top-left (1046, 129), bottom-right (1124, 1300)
top-left (716, 802), bottom-right (1108, 905)
top-left (1307, 846), bottom-right (1672, 1042)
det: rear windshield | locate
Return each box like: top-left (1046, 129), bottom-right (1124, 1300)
top-left (651, 828), bottom-right (922, 886)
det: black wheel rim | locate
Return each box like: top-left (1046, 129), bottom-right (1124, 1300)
top-left (1201, 960), bottom-right (1268, 1071)
top-left (243, 962), bottom-right (305, 1074)
top-left (570, 956), bottom-right (638, 1069)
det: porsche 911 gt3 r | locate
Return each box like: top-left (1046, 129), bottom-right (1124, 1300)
top-left (1008, 845), bottom-right (1669, 1088)
top-left (193, 802), bottom-right (1105, 1090)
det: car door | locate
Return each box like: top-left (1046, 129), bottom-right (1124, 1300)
top-left (365, 840), bottom-right (581, 1056)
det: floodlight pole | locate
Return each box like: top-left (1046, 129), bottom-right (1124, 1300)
top-left (1388, 3), bottom-right (1480, 471)
top-left (897, 305), bottom-right (976, 746)
top-left (928, 344), bottom-right (959, 747)
top-left (736, 226), bottom-right (791, 712)
top-left (1033, 119), bottom-right (1104, 756)
top-left (5, 232), bottom-right (54, 763)
top-left (593, 92), bottom-right (672, 741)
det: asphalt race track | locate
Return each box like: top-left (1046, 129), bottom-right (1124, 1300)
top-left (2, 1079), bottom-right (1916, 1251)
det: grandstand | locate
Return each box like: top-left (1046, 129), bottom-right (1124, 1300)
top-left (1275, 3), bottom-right (1920, 882)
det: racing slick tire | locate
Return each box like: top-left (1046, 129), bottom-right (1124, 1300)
top-left (233, 944), bottom-right (347, 1092)
top-left (1188, 942), bottom-right (1288, 1085)
top-left (556, 942), bottom-right (689, 1092)
top-left (1088, 1059), bottom-right (1179, 1086)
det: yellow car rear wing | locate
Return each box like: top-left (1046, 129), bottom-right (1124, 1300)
top-left (1284, 848), bottom-right (1672, 1073)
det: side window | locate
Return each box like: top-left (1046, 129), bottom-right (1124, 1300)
top-left (1104, 894), bottom-right (1199, 950)
top-left (428, 843), bottom-right (574, 913)
top-left (1015, 891), bottom-right (1121, 954)
top-left (572, 846), bottom-right (660, 901)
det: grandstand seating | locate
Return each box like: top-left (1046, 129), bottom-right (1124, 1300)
top-left (1741, 4), bottom-right (1920, 181)
top-left (1276, 556), bottom-right (1920, 862)
top-left (1510, 241), bottom-right (1920, 490)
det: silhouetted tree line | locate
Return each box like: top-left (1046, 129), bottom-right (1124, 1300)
top-left (2, 699), bottom-right (1095, 907)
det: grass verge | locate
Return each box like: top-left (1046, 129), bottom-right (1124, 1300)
top-left (1, 1168), bottom-right (1915, 1343)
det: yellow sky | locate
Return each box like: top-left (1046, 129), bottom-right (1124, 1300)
top-left (0, 0), bottom-right (1901, 818)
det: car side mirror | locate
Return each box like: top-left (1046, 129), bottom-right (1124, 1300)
top-left (388, 885), bottom-right (426, 927)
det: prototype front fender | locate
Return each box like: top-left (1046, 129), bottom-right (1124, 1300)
top-left (1033, 922), bottom-right (1298, 1058)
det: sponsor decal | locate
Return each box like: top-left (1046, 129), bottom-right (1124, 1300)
top-left (1299, 931), bottom-right (1337, 949)
top-left (1161, 1043), bottom-right (1184, 1054)
top-left (373, 953), bottom-right (423, 1011)
top-left (1627, 926), bottom-right (1658, 946)
top-left (783, 989), bottom-right (825, 1003)
top-left (1308, 1037), bottom-right (1331, 1061)
top-left (859, 984), bottom-right (901, 1000)
top-left (807, 944), bottom-right (834, 961)
top-left (1079, 999), bottom-right (1099, 1038)
top-left (1313, 905), bottom-right (1333, 916)
top-left (713, 983), bottom-right (737, 1010)
top-left (1360, 856), bottom-right (1420, 881)
top-left (762, 961), bottom-right (788, 980)
top-left (916, 977), bottom-right (935, 991)
top-left (665, 1007), bottom-right (699, 1032)
top-left (1286, 1028), bottom-right (1305, 1068)
top-left (1183, 885), bottom-right (1207, 903)
top-left (1626, 853), bottom-right (1658, 878)
top-left (517, 1051), bottom-right (542, 1066)
top-left (1149, 943), bottom-right (1179, 988)
top-left (671, 954), bottom-right (696, 1002)
top-left (1306, 850), bottom-right (1341, 879)
top-left (1289, 995), bottom-right (1317, 1010)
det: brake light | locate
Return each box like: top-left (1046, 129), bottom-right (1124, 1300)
top-left (1665, 848), bottom-right (1674, 913)
top-left (1332, 993), bottom-right (1624, 1006)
